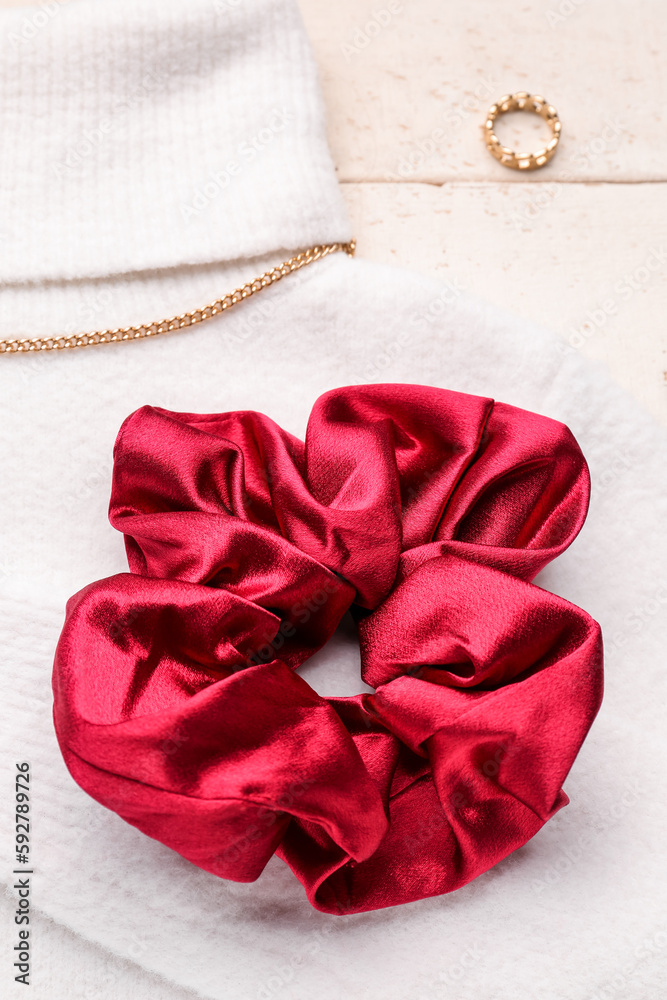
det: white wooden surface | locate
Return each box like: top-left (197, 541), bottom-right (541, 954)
top-left (299, 0), bottom-right (667, 427)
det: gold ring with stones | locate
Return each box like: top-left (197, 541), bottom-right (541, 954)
top-left (483, 92), bottom-right (561, 171)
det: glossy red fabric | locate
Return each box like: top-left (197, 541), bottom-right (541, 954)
top-left (52, 384), bottom-right (603, 913)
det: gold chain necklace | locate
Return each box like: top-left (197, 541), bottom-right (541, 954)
top-left (0, 240), bottom-right (355, 355)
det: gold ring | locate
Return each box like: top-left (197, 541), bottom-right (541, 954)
top-left (483, 92), bottom-right (561, 171)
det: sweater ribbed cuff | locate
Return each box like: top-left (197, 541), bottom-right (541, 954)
top-left (0, 0), bottom-right (350, 332)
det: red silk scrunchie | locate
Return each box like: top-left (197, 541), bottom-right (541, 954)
top-left (52, 384), bottom-right (603, 914)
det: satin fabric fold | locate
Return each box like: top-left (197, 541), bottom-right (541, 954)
top-left (53, 384), bottom-right (603, 913)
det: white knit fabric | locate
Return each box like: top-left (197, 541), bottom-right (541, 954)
top-left (0, 0), bottom-right (349, 335)
top-left (0, 0), bottom-right (351, 279)
top-left (0, 2), bottom-right (666, 999)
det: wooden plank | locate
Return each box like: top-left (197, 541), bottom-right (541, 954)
top-left (298, 0), bottom-right (667, 183)
top-left (342, 180), bottom-right (667, 425)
